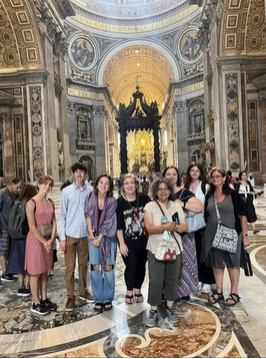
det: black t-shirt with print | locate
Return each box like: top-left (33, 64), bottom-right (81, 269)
top-left (116, 193), bottom-right (150, 251)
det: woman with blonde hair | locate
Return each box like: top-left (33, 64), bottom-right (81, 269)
top-left (25, 175), bottom-right (57, 315)
top-left (116, 173), bottom-right (150, 304)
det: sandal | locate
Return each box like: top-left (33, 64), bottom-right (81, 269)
top-left (134, 293), bottom-right (144, 303)
top-left (94, 303), bottom-right (104, 312)
top-left (224, 293), bottom-right (241, 306)
top-left (125, 295), bottom-right (134, 305)
top-left (104, 302), bottom-right (113, 311)
top-left (208, 290), bottom-right (224, 304)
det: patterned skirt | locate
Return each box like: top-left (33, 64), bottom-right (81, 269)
top-left (177, 232), bottom-right (198, 297)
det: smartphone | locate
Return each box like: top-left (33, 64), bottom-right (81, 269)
top-left (172, 212), bottom-right (179, 224)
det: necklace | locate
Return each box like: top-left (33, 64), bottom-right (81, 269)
top-left (124, 194), bottom-right (139, 218)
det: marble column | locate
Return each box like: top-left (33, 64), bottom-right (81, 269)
top-left (118, 121), bottom-right (127, 174)
top-left (153, 118), bottom-right (160, 173)
top-left (67, 99), bottom-right (77, 158)
top-left (174, 100), bottom-right (188, 173)
top-left (26, 85), bottom-right (46, 181)
top-left (259, 96), bottom-right (266, 182)
top-left (92, 106), bottom-right (106, 176)
top-left (0, 111), bottom-right (14, 182)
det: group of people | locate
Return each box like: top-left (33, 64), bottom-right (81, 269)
top-left (0, 162), bottom-right (259, 326)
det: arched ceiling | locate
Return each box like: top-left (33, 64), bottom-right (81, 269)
top-left (102, 45), bottom-right (174, 109)
top-left (69, 0), bottom-right (198, 108)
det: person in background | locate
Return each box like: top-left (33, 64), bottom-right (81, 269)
top-left (116, 173), bottom-right (150, 305)
top-left (7, 184), bottom-right (37, 296)
top-left (0, 177), bottom-right (5, 189)
top-left (144, 178), bottom-right (187, 327)
top-left (84, 174), bottom-right (117, 312)
top-left (184, 162), bottom-right (215, 294)
top-left (201, 167), bottom-right (249, 306)
top-left (227, 170), bottom-right (236, 186)
top-left (140, 175), bottom-right (150, 195)
top-left (57, 163), bottom-right (94, 312)
top-left (234, 170), bottom-right (263, 235)
top-left (248, 173), bottom-right (255, 188)
top-left (25, 176), bottom-right (57, 315)
top-left (163, 166), bottom-right (203, 302)
top-left (0, 177), bottom-right (23, 283)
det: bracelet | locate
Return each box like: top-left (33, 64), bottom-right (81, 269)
top-left (242, 233), bottom-right (248, 236)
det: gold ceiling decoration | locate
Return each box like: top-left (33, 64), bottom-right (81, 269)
top-left (103, 45), bottom-right (174, 109)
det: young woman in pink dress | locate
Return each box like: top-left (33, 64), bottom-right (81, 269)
top-left (25, 175), bottom-right (57, 315)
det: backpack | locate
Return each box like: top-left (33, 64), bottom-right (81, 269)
top-left (8, 201), bottom-right (28, 239)
top-left (8, 198), bottom-right (53, 239)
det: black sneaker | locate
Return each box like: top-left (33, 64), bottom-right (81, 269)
top-left (181, 295), bottom-right (190, 302)
top-left (31, 302), bottom-right (50, 315)
top-left (17, 288), bottom-right (31, 297)
top-left (41, 298), bottom-right (57, 311)
top-left (1, 273), bottom-right (16, 282)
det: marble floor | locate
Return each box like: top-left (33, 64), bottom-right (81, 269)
top-left (0, 189), bottom-right (266, 358)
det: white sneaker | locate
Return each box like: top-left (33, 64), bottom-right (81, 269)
top-left (198, 282), bottom-right (203, 291)
top-left (201, 284), bottom-right (212, 294)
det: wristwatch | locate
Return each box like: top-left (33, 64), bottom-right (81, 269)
top-left (243, 233), bottom-right (248, 236)
top-left (182, 202), bottom-right (186, 209)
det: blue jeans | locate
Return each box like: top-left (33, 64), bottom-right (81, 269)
top-left (88, 237), bottom-right (117, 303)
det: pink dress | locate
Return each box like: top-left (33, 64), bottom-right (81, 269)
top-left (25, 199), bottom-right (54, 275)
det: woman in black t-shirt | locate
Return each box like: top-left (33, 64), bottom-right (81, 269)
top-left (116, 173), bottom-right (150, 304)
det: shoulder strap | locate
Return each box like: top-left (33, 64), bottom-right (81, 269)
top-left (201, 181), bottom-right (206, 195)
top-left (155, 200), bottom-right (181, 250)
top-left (31, 198), bottom-right (36, 213)
top-left (155, 200), bottom-right (165, 216)
top-left (178, 188), bottom-right (185, 200)
top-left (213, 193), bottom-right (221, 224)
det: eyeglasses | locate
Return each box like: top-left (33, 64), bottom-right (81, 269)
top-left (157, 187), bottom-right (170, 192)
top-left (190, 169), bottom-right (200, 173)
top-left (211, 175), bottom-right (223, 179)
top-left (123, 182), bottom-right (135, 186)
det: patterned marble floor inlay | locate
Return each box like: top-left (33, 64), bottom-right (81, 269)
top-left (0, 233), bottom-right (266, 357)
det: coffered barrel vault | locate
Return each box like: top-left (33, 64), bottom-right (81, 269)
top-left (0, 0), bottom-right (266, 183)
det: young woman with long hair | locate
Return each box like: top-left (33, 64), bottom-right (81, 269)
top-left (84, 174), bottom-right (117, 312)
top-left (184, 162), bottom-right (215, 293)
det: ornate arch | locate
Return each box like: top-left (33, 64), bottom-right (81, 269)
top-left (0, 0), bottom-right (42, 70)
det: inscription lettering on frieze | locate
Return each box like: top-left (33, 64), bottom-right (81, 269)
top-left (68, 88), bottom-right (103, 100)
top-left (175, 82), bottom-right (204, 95)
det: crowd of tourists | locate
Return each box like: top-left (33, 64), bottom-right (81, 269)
top-left (0, 162), bottom-right (258, 326)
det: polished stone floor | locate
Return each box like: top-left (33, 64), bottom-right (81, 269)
top-left (0, 189), bottom-right (266, 358)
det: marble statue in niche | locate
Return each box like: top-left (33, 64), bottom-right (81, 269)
top-left (77, 108), bottom-right (92, 141)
